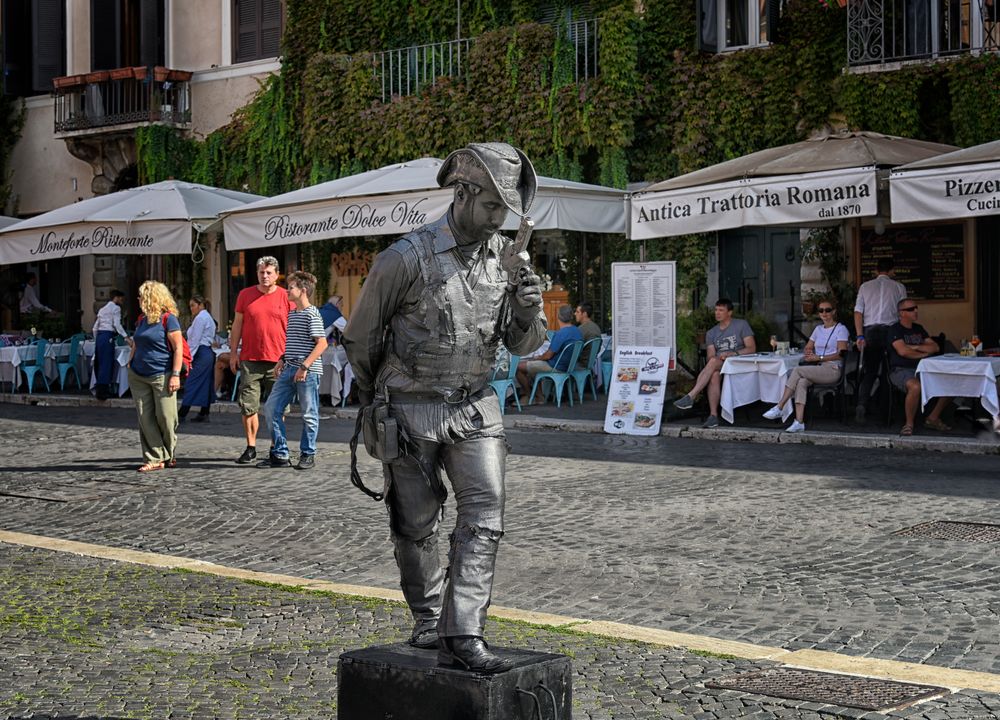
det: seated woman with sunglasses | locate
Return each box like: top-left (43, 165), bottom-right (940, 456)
top-left (762, 299), bottom-right (849, 433)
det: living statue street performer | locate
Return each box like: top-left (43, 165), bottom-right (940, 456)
top-left (343, 142), bottom-right (547, 674)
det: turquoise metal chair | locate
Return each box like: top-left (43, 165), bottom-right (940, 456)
top-left (56, 334), bottom-right (85, 390)
top-left (528, 340), bottom-right (583, 408)
top-left (601, 361), bottom-right (613, 393)
top-left (570, 337), bottom-right (603, 403)
top-left (488, 353), bottom-right (522, 414)
top-left (22, 339), bottom-right (51, 393)
top-left (231, 370), bottom-right (241, 401)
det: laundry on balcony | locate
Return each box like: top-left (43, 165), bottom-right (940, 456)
top-left (51, 66), bottom-right (193, 134)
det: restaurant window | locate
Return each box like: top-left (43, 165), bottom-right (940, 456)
top-left (90, 0), bottom-right (166, 71)
top-left (2, 0), bottom-right (66, 96)
top-left (697, 0), bottom-right (783, 51)
top-left (233, 0), bottom-right (283, 64)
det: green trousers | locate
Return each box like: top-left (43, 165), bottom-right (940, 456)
top-left (128, 368), bottom-right (178, 464)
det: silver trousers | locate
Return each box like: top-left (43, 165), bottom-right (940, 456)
top-left (384, 421), bottom-right (507, 639)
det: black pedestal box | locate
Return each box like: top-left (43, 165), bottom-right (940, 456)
top-left (338, 643), bottom-right (572, 719)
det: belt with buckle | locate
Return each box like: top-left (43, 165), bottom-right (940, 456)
top-left (388, 387), bottom-right (479, 405)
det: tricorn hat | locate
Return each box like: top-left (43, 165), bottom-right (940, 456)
top-left (437, 142), bottom-right (537, 216)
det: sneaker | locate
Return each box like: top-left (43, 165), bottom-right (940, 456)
top-left (701, 415), bottom-right (719, 428)
top-left (235, 446), bottom-right (257, 464)
top-left (762, 405), bottom-right (783, 420)
top-left (256, 454), bottom-right (291, 468)
top-left (786, 420), bottom-right (806, 433)
top-left (674, 394), bottom-right (694, 410)
top-left (295, 454), bottom-right (315, 470)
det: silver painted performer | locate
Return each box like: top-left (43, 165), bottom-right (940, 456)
top-left (343, 143), bottom-right (547, 674)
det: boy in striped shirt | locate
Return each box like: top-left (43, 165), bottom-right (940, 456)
top-left (259, 271), bottom-right (328, 470)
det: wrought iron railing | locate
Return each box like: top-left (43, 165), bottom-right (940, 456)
top-left (52, 67), bottom-right (192, 133)
top-left (848, 0), bottom-right (1000, 67)
top-left (373, 19), bottom-right (601, 101)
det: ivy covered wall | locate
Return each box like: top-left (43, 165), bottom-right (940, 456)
top-left (135, 0), bottom-right (1000, 317)
top-left (0, 89), bottom-right (25, 213)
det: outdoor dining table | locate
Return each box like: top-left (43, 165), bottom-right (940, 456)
top-left (720, 352), bottom-right (804, 424)
top-left (916, 354), bottom-right (1000, 420)
top-left (0, 341), bottom-right (93, 389)
top-left (86, 345), bottom-right (132, 397)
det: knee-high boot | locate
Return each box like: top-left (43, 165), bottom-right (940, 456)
top-left (393, 533), bottom-right (445, 625)
top-left (438, 525), bottom-right (502, 638)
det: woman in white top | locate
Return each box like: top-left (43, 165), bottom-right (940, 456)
top-left (179, 295), bottom-right (217, 422)
top-left (762, 298), bottom-right (850, 433)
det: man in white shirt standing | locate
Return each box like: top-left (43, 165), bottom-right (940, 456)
top-left (92, 290), bottom-right (128, 400)
top-left (853, 257), bottom-right (907, 421)
top-left (19, 273), bottom-right (52, 314)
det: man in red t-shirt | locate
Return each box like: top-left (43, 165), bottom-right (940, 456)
top-left (229, 256), bottom-right (295, 464)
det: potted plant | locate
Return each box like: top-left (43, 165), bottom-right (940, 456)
top-left (801, 288), bottom-right (826, 317)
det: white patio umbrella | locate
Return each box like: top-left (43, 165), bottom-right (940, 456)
top-left (890, 138), bottom-right (1000, 223)
top-left (220, 157), bottom-right (627, 250)
top-left (0, 180), bottom-right (264, 264)
top-left (629, 131), bottom-right (957, 240)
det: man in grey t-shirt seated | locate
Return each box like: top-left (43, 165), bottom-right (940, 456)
top-left (674, 298), bottom-right (756, 428)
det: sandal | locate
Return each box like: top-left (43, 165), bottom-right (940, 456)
top-left (899, 424), bottom-right (914, 436)
top-left (137, 462), bottom-right (165, 473)
top-left (166, 459), bottom-right (177, 468)
top-left (924, 417), bottom-right (952, 432)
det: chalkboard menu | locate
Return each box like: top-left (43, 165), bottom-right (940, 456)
top-left (858, 224), bottom-right (965, 301)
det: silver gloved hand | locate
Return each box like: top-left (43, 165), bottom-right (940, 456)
top-left (513, 271), bottom-right (543, 311)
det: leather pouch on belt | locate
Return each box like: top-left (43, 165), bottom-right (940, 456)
top-left (362, 402), bottom-right (400, 462)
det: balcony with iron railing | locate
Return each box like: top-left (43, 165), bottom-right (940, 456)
top-left (51, 66), bottom-right (192, 135)
top-left (373, 18), bottom-right (600, 101)
top-left (848, 0), bottom-right (999, 68)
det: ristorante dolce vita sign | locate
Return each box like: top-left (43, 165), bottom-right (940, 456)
top-left (222, 190), bottom-right (453, 250)
top-left (629, 167), bottom-right (878, 240)
top-left (0, 222), bottom-right (193, 264)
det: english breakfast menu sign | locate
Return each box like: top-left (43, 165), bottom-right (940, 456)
top-left (604, 345), bottom-right (671, 436)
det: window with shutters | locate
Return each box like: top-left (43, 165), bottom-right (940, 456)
top-left (233, 0), bottom-right (283, 64)
top-left (1, 0), bottom-right (66, 96)
top-left (697, 0), bottom-right (784, 51)
top-left (90, 0), bottom-right (166, 71)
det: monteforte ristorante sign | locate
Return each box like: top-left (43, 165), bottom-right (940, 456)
top-left (629, 167), bottom-right (878, 240)
top-left (0, 222), bottom-right (193, 264)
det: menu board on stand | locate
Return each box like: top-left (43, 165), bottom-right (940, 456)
top-left (603, 345), bottom-right (671, 435)
top-left (610, 261), bottom-right (677, 367)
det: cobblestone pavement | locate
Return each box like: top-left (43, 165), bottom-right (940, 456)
top-left (2, 405), bottom-right (1000, 710)
top-left (4, 543), bottom-right (1000, 720)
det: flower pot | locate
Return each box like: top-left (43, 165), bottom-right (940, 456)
top-left (84, 70), bottom-right (110, 83)
top-left (132, 66), bottom-right (148, 80)
top-left (109, 67), bottom-right (134, 80)
top-left (52, 74), bottom-right (85, 90)
top-left (153, 65), bottom-right (169, 82)
top-left (167, 69), bottom-right (193, 82)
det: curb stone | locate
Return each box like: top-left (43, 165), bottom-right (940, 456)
top-left (3, 392), bottom-right (998, 455)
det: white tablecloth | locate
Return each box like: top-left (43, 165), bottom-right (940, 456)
top-left (88, 346), bottom-right (132, 397)
top-left (720, 353), bottom-right (803, 424)
top-left (916, 354), bottom-right (1000, 418)
top-left (320, 345), bottom-right (352, 401)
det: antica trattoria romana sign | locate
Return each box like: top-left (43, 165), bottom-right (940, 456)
top-left (629, 167), bottom-right (877, 240)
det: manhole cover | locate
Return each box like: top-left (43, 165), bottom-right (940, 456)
top-left (705, 668), bottom-right (948, 711)
top-left (894, 521), bottom-right (1000, 543)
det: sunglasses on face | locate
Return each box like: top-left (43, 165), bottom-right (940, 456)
top-left (817, 307), bottom-right (834, 313)
top-left (899, 306), bottom-right (918, 312)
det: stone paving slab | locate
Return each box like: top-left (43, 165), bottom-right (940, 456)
top-left (3, 543), bottom-right (1000, 720)
top-left (2, 405), bottom-right (1000, 701)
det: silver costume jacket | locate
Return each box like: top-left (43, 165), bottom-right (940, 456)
top-left (344, 212), bottom-right (547, 400)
